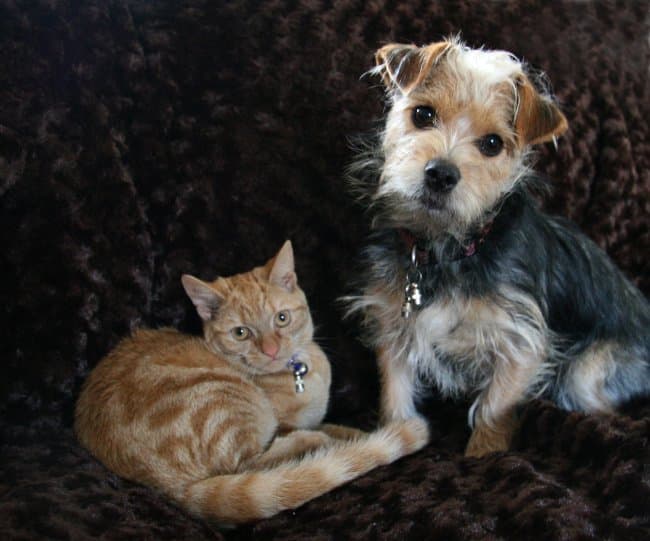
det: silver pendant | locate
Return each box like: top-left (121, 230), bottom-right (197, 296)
top-left (402, 245), bottom-right (423, 319)
top-left (287, 357), bottom-right (309, 393)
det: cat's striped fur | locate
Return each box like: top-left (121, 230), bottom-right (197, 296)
top-left (75, 241), bottom-right (429, 523)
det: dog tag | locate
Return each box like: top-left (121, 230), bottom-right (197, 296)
top-left (402, 298), bottom-right (414, 319)
top-left (402, 282), bottom-right (422, 319)
top-left (406, 282), bottom-right (422, 306)
top-left (402, 245), bottom-right (423, 319)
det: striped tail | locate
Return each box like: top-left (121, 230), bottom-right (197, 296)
top-left (180, 416), bottom-right (429, 523)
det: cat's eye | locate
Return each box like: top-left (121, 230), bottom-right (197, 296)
top-left (231, 326), bottom-right (251, 341)
top-left (274, 310), bottom-right (291, 328)
top-left (412, 106), bottom-right (436, 129)
top-left (477, 133), bottom-right (504, 157)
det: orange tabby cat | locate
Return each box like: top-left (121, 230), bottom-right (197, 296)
top-left (75, 241), bottom-right (429, 524)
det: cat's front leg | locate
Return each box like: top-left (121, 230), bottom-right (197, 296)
top-left (248, 430), bottom-right (333, 470)
top-left (319, 423), bottom-right (367, 440)
top-left (281, 344), bottom-right (331, 430)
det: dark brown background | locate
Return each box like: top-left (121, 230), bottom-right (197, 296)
top-left (1, 1), bottom-right (648, 539)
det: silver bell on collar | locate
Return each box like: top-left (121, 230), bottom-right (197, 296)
top-left (287, 357), bottom-right (309, 393)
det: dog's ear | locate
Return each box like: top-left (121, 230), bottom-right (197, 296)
top-left (514, 75), bottom-right (568, 146)
top-left (375, 42), bottom-right (448, 95)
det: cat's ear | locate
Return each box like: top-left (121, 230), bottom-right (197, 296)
top-left (268, 240), bottom-right (297, 293)
top-left (181, 275), bottom-right (222, 321)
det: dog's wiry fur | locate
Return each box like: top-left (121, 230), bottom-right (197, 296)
top-left (348, 38), bottom-right (650, 457)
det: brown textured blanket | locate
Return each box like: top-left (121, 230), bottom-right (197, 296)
top-left (1, 1), bottom-right (648, 539)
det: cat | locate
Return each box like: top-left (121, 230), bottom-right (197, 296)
top-left (75, 241), bottom-right (429, 524)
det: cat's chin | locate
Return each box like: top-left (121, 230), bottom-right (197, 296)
top-left (261, 358), bottom-right (290, 374)
top-left (240, 357), bottom-right (287, 375)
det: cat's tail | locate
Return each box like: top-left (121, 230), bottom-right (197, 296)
top-left (180, 416), bottom-right (429, 524)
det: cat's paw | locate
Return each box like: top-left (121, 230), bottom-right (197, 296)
top-left (319, 423), bottom-right (368, 441)
top-left (382, 415), bottom-right (430, 455)
top-left (290, 429), bottom-right (333, 451)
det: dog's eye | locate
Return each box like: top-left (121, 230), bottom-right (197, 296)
top-left (412, 106), bottom-right (436, 129)
top-left (477, 134), bottom-right (504, 157)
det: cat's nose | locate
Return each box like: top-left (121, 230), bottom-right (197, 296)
top-left (261, 335), bottom-right (280, 359)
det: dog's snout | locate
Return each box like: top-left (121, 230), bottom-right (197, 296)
top-left (424, 160), bottom-right (460, 193)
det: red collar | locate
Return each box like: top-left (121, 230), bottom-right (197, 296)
top-left (398, 221), bottom-right (493, 266)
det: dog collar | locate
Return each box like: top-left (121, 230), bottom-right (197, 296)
top-left (398, 222), bottom-right (493, 266)
top-left (398, 221), bottom-right (493, 319)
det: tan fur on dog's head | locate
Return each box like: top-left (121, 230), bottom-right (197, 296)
top-left (372, 38), bottom-right (567, 238)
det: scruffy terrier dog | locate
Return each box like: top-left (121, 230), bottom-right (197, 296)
top-left (348, 38), bottom-right (650, 457)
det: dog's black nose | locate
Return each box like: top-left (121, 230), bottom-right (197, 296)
top-left (424, 159), bottom-right (460, 193)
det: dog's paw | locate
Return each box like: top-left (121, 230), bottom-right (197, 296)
top-left (464, 425), bottom-right (510, 458)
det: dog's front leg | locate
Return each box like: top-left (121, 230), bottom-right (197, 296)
top-left (377, 346), bottom-right (419, 423)
top-left (465, 353), bottom-right (541, 458)
top-left (465, 403), bottom-right (517, 458)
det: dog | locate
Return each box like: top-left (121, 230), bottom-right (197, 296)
top-left (347, 38), bottom-right (650, 457)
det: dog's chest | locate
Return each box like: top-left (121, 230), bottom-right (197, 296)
top-left (405, 296), bottom-right (504, 395)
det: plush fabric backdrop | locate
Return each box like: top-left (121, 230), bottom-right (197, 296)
top-left (1, 0), bottom-right (648, 539)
